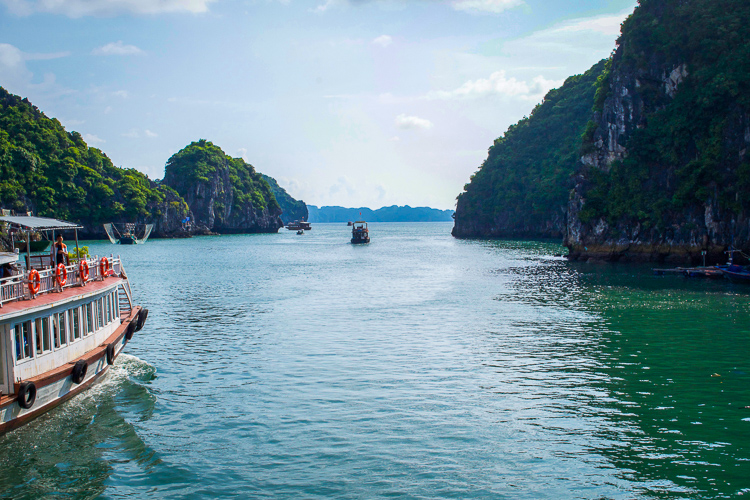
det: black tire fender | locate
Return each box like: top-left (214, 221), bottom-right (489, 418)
top-left (126, 320), bottom-right (136, 340)
top-left (17, 381), bottom-right (36, 409)
top-left (135, 308), bottom-right (148, 332)
top-left (106, 343), bottom-right (116, 365)
top-left (71, 359), bottom-right (88, 384)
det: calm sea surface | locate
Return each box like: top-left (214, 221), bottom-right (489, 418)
top-left (1, 222), bottom-right (749, 499)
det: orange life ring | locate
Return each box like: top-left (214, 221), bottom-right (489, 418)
top-left (55, 263), bottom-right (67, 287)
top-left (100, 257), bottom-right (110, 277)
top-left (28, 269), bottom-right (40, 295)
top-left (79, 260), bottom-right (89, 281)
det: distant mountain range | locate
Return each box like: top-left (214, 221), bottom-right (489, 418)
top-left (307, 205), bottom-right (454, 223)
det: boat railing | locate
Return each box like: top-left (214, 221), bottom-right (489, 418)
top-left (0, 255), bottom-right (126, 308)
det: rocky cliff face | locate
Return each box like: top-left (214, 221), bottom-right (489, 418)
top-left (162, 140), bottom-right (283, 234)
top-left (566, 0), bottom-right (750, 264)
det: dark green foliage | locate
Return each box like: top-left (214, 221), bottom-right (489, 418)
top-left (580, 0), bottom-right (750, 228)
top-left (164, 139), bottom-right (280, 218)
top-left (454, 60), bottom-right (607, 235)
top-left (0, 86), bottom-right (165, 226)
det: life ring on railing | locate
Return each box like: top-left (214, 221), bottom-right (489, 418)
top-left (100, 257), bottom-right (110, 278)
top-left (79, 260), bottom-right (89, 282)
top-left (55, 263), bottom-right (67, 287)
top-left (28, 269), bottom-right (41, 295)
top-left (16, 381), bottom-right (36, 409)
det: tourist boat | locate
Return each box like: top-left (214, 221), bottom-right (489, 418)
top-left (0, 216), bottom-right (147, 434)
top-left (715, 248), bottom-right (750, 282)
top-left (351, 221), bottom-right (370, 244)
top-left (286, 221), bottom-right (311, 231)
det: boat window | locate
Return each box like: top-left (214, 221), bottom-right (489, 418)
top-left (14, 321), bottom-right (33, 361)
top-left (105, 295), bottom-right (112, 324)
top-left (115, 292), bottom-right (120, 319)
top-left (97, 299), bottom-right (104, 329)
top-left (85, 303), bottom-right (94, 335)
top-left (54, 312), bottom-right (68, 348)
top-left (35, 317), bottom-right (51, 354)
top-left (71, 308), bottom-right (81, 340)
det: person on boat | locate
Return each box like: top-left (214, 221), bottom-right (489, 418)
top-left (53, 234), bottom-right (67, 267)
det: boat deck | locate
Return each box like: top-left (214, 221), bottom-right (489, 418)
top-left (0, 277), bottom-right (123, 320)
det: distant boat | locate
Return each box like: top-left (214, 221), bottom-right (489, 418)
top-left (13, 240), bottom-right (50, 253)
top-left (286, 221), bottom-right (311, 231)
top-left (347, 221), bottom-right (353, 226)
top-left (297, 230), bottom-right (304, 235)
top-left (351, 221), bottom-right (370, 244)
top-left (718, 264), bottom-right (750, 282)
top-left (103, 223), bottom-right (153, 245)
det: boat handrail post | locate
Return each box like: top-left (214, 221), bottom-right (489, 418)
top-left (74, 228), bottom-right (80, 265)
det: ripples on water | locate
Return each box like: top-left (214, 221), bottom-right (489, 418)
top-left (1, 223), bottom-right (749, 499)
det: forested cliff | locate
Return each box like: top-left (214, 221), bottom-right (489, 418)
top-left (568, 0), bottom-right (750, 262)
top-left (0, 87), bottom-right (301, 238)
top-left (452, 61), bottom-right (606, 239)
top-left (454, 0), bottom-right (750, 263)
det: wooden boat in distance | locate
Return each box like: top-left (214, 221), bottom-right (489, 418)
top-left (0, 215), bottom-right (148, 434)
top-left (351, 221), bottom-right (370, 244)
top-left (286, 221), bottom-right (311, 231)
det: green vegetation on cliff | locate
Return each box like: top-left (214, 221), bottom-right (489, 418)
top-left (0, 86), bottom-right (169, 226)
top-left (453, 60), bottom-right (606, 237)
top-left (262, 174), bottom-right (307, 224)
top-left (579, 0), bottom-right (750, 230)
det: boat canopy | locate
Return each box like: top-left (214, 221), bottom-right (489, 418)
top-left (0, 216), bottom-right (83, 231)
top-left (0, 252), bottom-right (18, 266)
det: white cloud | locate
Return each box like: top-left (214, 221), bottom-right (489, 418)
top-left (372, 35), bottom-right (393, 48)
top-left (451, 0), bottom-right (523, 14)
top-left (427, 70), bottom-right (562, 100)
top-left (0, 43), bottom-right (71, 95)
top-left (238, 147), bottom-right (248, 160)
top-left (84, 133), bottom-right (105, 144)
top-left (122, 128), bottom-right (158, 138)
top-left (395, 113), bottom-right (433, 130)
top-left (2, 0), bottom-right (215, 17)
top-left (313, 0), bottom-right (338, 13)
top-left (92, 41), bottom-right (143, 56)
top-left (329, 176), bottom-right (356, 197)
top-left (112, 90), bottom-right (129, 98)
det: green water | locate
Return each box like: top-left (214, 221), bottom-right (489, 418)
top-left (0, 223), bottom-right (748, 499)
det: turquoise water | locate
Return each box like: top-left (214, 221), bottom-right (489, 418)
top-left (1, 222), bottom-right (749, 499)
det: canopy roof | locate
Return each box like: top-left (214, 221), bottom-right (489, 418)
top-left (0, 252), bottom-right (18, 266)
top-left (0, 216), bottom-right (83, 231)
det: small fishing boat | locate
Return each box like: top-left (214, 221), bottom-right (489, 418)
top-left (286, 221), bottom-right (311, 231)
top-left (297, 230), bottom-right (304, 235)
top-left (103, 223), bottom-right (153, 245)
top-left (718, 264), bottom-right (750, 282)
top-left (0, 215), bottom-right (148, 434)
top-left (351, 221), bottom-right (370, 244)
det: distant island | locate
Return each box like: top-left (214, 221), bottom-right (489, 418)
top-left (307, 205), bottom-right (454, 223)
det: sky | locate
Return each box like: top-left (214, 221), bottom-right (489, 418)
top-left (0, 0), bottom-right (637, 210)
